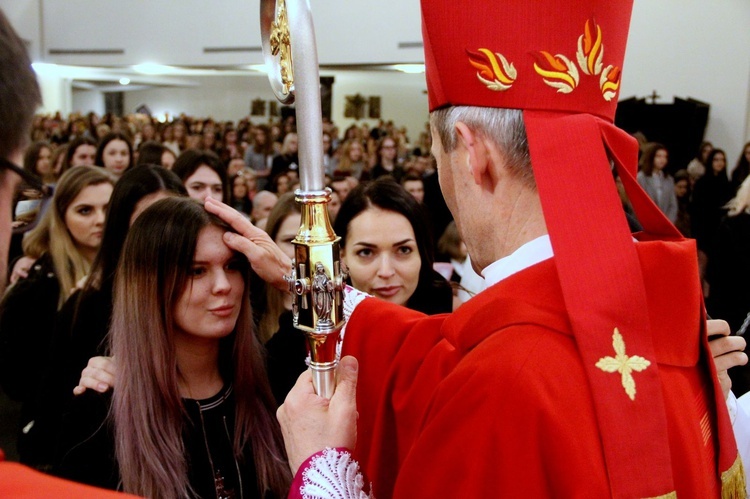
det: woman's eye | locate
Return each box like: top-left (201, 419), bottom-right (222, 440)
top-left (356, 248), bottom-right (373, 258)
top-left (77, 207), bottom-right (92, 215)
top-left (189, 266), bottom-right (206, 277)
top-left (226, 259), bottom-right (243, 271)
top-left (397, 246), bottom-right (413, 255)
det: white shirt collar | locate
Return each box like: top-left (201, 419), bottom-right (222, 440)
top-left (481, 235), bottom-right (553, 287)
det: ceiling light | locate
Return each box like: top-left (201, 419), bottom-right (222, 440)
top-left (119, 77), bottom-right (130, 85)
top-left (392, 64), bottom-right (425, 74)
top-left (133, 63), bottom-right (175, 75)
top-left (247, 64), bottom-right (271, 74)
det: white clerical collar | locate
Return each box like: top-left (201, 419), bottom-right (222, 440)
top-left (481, 234), bottom-right (553, 287)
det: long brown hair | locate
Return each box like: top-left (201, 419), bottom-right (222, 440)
top-left (110, 197), bottom-right (289, 498)
top-left (639, 142), bottom-right (668, 177)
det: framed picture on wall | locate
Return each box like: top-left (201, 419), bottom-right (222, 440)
top-left (269, 101), bottom-right (279, 117)
top-left (344, 93), bottom-right (366, 120)
top-left (368, 96), bottom-right (381, 119)
top-left (251, 98), bottom-right (266, 116)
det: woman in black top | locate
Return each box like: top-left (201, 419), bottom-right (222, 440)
top-left (55, 198), bottom-right (290, 498)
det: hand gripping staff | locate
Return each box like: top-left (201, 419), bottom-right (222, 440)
top-left (261, 0), bottom-right (346, 399)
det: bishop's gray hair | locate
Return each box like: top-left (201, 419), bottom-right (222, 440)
top-left (430, 107), bottom-right (534, 188)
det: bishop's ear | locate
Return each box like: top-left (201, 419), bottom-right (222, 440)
top-left (454, 122), bottom-right (488, 185)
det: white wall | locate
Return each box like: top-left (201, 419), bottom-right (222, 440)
top-left (329, 70), bottom-right (428, 142)
top-left (123, 74), bottom-right (274, 123)
top-left (120, 70), bottom-right (428, 140)
top-left (71, 89), bottom-right (105, 116)
top-left (623, 0), bottom-right (750, 165)
top-left (2, 0), bottom-right (749, 159)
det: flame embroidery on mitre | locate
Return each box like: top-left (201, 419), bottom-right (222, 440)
top-left (467, 48), bottom-right (517, 91)
top-left (532, 51), bottom-right (580, 94)
top-left (600, 65), bottom-right (621, 102)
top-left (576, 19), bottom-right (604, 76)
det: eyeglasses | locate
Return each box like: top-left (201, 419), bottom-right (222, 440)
top-left (0, 157), bottom-right (54, 235)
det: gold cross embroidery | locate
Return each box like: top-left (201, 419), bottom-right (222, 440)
top-left (595, 328), bottom-right (651, 401)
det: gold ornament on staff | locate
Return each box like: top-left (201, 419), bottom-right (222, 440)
top-left (261, 0), bottom-right (346, 399)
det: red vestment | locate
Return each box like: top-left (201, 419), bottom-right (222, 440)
top-left (342, 238), bottom-right (728, 498)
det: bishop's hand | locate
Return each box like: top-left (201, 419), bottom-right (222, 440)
top-left (204, 197), bottom-right (292, 292)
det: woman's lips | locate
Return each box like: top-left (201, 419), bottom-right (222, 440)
top-left (209, 305), bottom-right (235, 317)
top-left (373, 286), bottom-right (401, 298)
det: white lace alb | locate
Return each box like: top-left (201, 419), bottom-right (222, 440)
top-left (300, 448), bottom-right (373, 499)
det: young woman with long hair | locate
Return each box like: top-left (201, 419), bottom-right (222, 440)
top-left (172, 149), bottom-right (229, 203)
top-left (55, 197), bottom-right (290, 497)
top-left (244, 125), bottom-right (274, 190)
top-left (637, 143), bottom-right (677, 222)
top-left (265, 179), bottom-right (452, 403)
top-left (0, 166), bottom-right (114, 456)
top-left (23, 140), bottom-right (54, 183)
top-left (95, 132), bottom-right (133, 180)
top-left (20, 166), bottom-right (187, 469)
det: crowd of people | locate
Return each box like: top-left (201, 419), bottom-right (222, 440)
top-left (1, 88), bottom-right (476, 496)
top-left (634, 140), bottom-right (750, 392)
top-left (1, 1), bottom-right (750, 497)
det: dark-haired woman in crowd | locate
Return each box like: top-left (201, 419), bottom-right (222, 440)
top-left (336, 178), bottom-right (451, 314)
top-left (673, 169), bottom-right (692, 237)
top-left (95, 132), bottom-right (133, 180)
top-left (23, 141), bottom-right (54, 184)
top-left (707, 175), bottom-right (750, 396)
top-left (61, 136), bottom-right (97, 173)
top-left (229, 171), bottom-right (253, 215)
top-left (136, 140), bottom-right (176, 169)
top-left (265, 178), bottom-right (451, 403)
top-left (172, 149), bottom-right (229, 203)
top-left (731, 142), bottom-right (750, 194)
top-left (371, 136), bottom-right (404, 183)
top-left (55, 197), bottom-right (291, 497)
top-left (686, 141), bottom-right (712, 186)
top-left (692, 148), bottom-right (733, 291)
top-left (637, 143), bottom-right (677, 222)
top-left (269, 132), bottom-right (299, 186)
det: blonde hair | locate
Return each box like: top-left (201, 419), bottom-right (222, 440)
top-left (259, 193), bottom-right (300, 342)
top-left (726, 175), bottom-right (750, 216)
top-left (23, 166), bottom-right (114, 308)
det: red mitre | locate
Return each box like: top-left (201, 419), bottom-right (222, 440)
top-left (422, 1), bottom-right (743, 497)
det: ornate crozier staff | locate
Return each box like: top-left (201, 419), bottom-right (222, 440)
top-left (261, 0), bottom-right (346, 399)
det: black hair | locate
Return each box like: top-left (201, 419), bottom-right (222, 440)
top-left (0, 9), bottom-right (41, 159)
top-left (86, 164), bottom-right (187, 292)
top-left (95, 132), bottom-right (134, 172)
top-left (334, 177), bottom-right (450, 314)
top-left (136, 141), bottom-right (169, 167)
top-left (171, 149), bottom-right (229, 203)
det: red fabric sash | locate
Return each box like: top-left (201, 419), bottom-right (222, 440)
top-left (524, 109), bottom-right (737, 497)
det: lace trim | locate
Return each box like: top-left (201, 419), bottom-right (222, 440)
top-left (306, 286), bottom-right (370, 368)
top-left (300, 448), bottom-right (373, 499)
top-left (339, 285), bottom-right (369, 359)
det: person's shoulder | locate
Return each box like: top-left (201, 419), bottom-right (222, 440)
top-left (1, 254), bottom-right (57, 304)
top-left (459, 323), bottom-right (583, 394)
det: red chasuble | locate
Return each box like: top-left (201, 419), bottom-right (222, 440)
top-left (343, 237), bottom-right (726, 498)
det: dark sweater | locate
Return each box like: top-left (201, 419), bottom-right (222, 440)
top-left (54, 385), bottom-right (270, 498)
